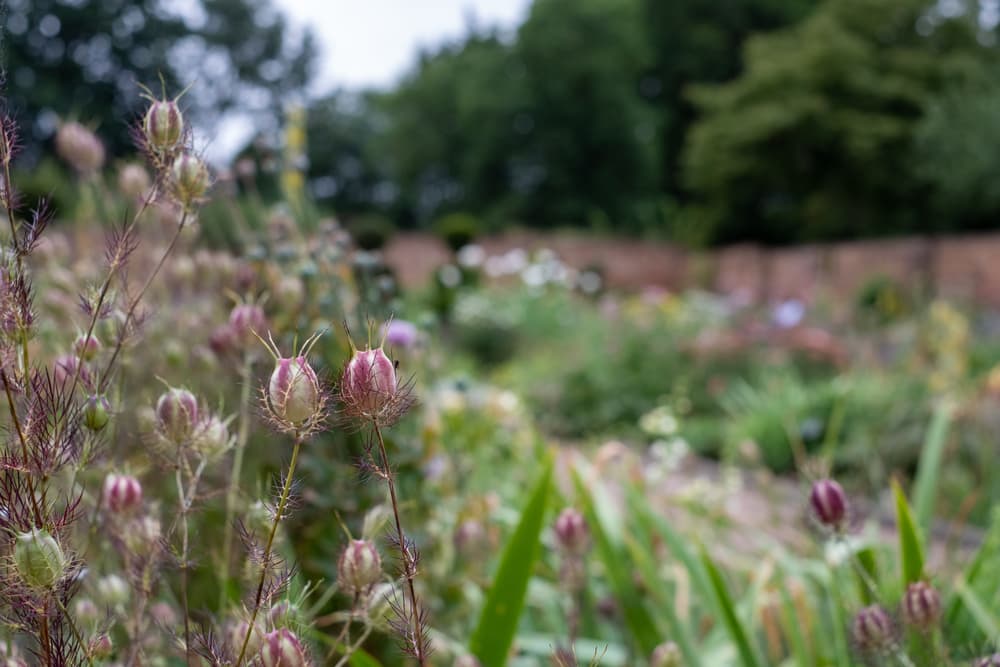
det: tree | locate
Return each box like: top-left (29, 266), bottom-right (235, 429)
top-left (641, 0), bottom-right (818, 195)
top-left (2, 0), bottom-right (315, 158)
top-left (682, 0), bottom-right (988, 245)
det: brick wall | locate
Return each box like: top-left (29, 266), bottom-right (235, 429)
top-left (382, 232), bottom-right (1000, 307)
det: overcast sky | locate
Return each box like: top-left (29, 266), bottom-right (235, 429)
top-left (276, 0), bottom-right (533, 92)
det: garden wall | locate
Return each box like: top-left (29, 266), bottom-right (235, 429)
top-left (382, 231), bottom-right (1000, 308)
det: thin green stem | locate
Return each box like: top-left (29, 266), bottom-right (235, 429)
top-left (235, 437), bottom-right (303, 667)
top-left (54, 597), bottom-right (94, 667)
top-left (175, 461), bottom-right (191, 666)
top-left (373, 422), bottom-right (427, 665)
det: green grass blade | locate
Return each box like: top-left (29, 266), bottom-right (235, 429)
top-left (469, 456), bottom-right (553, 667)
top-left (912, 401), bottom-right (953, 536)
top-left (573, 469), bottom-right (661, 656)
top-left (954, 578), bottom-right (1000, 641)
top-left (776, 570), bottom-right (812, 667)
top-left (854, 546), bottom-right (878, 605)
top-left (699, 547), bottom-right (764, 667)
top-left (892, 479), bottom-right (925, 589)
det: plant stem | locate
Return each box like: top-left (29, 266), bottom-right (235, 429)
top-left (373, 422), bottom-right (426, 665)
top-left (1, 369), bottom-right (43, 526)
top-left (235, 437), bottom-right (303, 667)
top-left (220, 350), bottom-right (254, 609)
top-left (175, 462), bottom-right (191, 666)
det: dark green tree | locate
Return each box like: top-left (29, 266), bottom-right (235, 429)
top-left (682, 0), bottom-right (988, 245)
top-left (641, 0), bottom-right (818, 194)
top-left (2, 0), bottom-right (315, 157)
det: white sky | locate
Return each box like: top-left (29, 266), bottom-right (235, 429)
top-left (277, 0), bottom-right (533, 92)
top-left (210, 0), bottom-right (531, 161)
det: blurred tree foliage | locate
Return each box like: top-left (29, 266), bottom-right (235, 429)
top-left (2, 0), bottom-right (315, 157)
top-left (682, 0), bottom-right (991, 244)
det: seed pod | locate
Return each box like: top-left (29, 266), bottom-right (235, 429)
top-left (143, 100), bottom-right (184, 151)
top-left (192, 414), bottom-right (232, 460)
top-left (650, 641), bottom-right (682, 667)
top-left (229, 303), bottom-right (267, 347)
top-left (96, 574), bottom-right (129, 607)
top-left (901, 581), bottom-right (941, 630)
top-left (337, 539), bottom-right (382, 597)
top-left (89, 634), bottom-right (113, 659)
top-left (14, 528), bottom-right (67, 590)
top-left (852, 605), bottom-right (893, 653)
top-left (155, 388), bottom-right (199, 444)
top-left (553, 508), bottom-right (589, 555)
top-left (259, 628), bottom-right (309, 667)
top-left (102, 473), bottom-right (142, 513)
top-left (123, 516), bottom-right (162, 557)
top-left (83, 394), bottom-right (112, 432)
top-left (55, 122), bottom-right (105, 174)
top-left (341, 347), bottom-right (397, 415)
top-left (810, 479), bottom-right (847, 529)
top-left (229, 619), bottom-right (266, 657)
top-left (268, 356), bottom-right (321, 425)
top-left (171, 154), bottom-right (210, 206)
top-left (118, 163), bottom-right (151, 200)
top-left (73, 333), bottom-right (101, 361)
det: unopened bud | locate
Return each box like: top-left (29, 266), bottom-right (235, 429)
top-left (229, 303), bottom-right (267, 347)
top-left (650, 641), bottom-right (682, 667)
top-left (171, 154), bottom-right (210, 206)
top-left (74, 334), bottom-right (101, 361)
top-left (341, 347), bottom-right (397, 415)
top-left (83, 394), bottom-right (112, 432)
top-left (268, 356), bottom-right (321, 425)
top-left (89, 634), bottom-right (113, 659)
top-left (852, 605), bottom-right (894, 653)
top-left (73, 598), bottom-right (100, 626)
top-left (56, 122), bottom-right (105, 174)
top-left (102, 473), bottom-right (142, 513)
top-left (123, 515), bottom-right (162, 556)
top-left (337, 539), bottom-right (382, 597)
top-left (143, 100), bottom-right (184, 151)
top-left (14, 528), bottom-right (66, 590)
top-left (553, 508), bottom-right (589, 554)
top-left (155, 388), bottom-right (199, 443)
top-left (810, 479), bottom-right (847, 529)
top-left (259, 628), bottom-right (309, 667)
top-left (54, 354), bottom-right (91, 388)
top-left (902, 581), bottom-right (941, 630)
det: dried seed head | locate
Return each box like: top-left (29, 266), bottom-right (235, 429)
top-left (171, 153), bottom-right (210, 207)
top-left (102, 473), bottom-right (143, 513)
top-left (810, 478), bottom-right (847, 529)
top-left (901, 581), bottom-right (941, 630)
top-left (268, 355), bottom-right (321, 426)
top-left (852, 605), bottom-right (894, 653)
top-left (118, 163), bottom-right (151, 200)
top-left (341, 347), bottom-right (397, 416)
top-left (55, 121), bottom-right (105, 174)
top-left (259, 628), bottom-right (310, 667)
top-left (229, 303), bottom-right (267, 347)
top-left (553, 508), bottom-right (589, 555)
top-left (191, 414), bottom-right (233, 460)
top-left (96, 574), bottom-right (130, 607)
top-left (143, 100), bottom-right (184, 152)
top-left (73, 333), bottom-right (101, 361)
top-left (13, 528), bottom-right (67, 590)
top-left (337, 539), bottom-right (382, 597)
top-left (89, 634), bottom-right (113, 660)
top-left (83, 394), bottom-right (112, 432)
top-left (155, 387), bottom-right (199, 444)
top-left (650, 641), bottom-right (682, 667)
